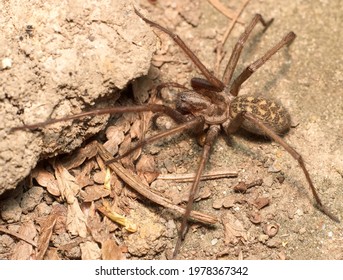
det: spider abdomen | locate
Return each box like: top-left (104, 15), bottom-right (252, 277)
top-left (229, 96), bottom-right (291, 135)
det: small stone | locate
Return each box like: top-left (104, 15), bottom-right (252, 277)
top-left (264, 175), bottom-right (274, 187)
top-left (164, 158), bottom-right (176, 173)
top-left (1, 198), bottom-right (22, 222)
top-left (295, 209), bottom-right (304, 216)
top-left (299, 227), bottom-right (306, 234)
top-left (1, 57), bottom-right (12, 70)
top-left (20, 186), bottom-right (44, 213)
top-left (248, 211), bottom-right (262, 224)
top-left (211, 238), bottom-right (218, 246)
top-left (258, 234), bottom-right (269, 243)
top-left (266, 238), bottom-right (281, 248)
top-left (268, 160), bottom-right (282, 173)
top-left (35, 202), bottom-right (51, 217)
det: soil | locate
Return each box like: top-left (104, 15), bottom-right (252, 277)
top-left (0, 0), bottom-right (342, 260)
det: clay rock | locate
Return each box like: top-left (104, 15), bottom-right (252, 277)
top-left (0, 0), bottom-right (155, 194)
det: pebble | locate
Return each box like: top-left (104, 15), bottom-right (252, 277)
top-left (1, 198), bottom-right (22, 222)
top-left (258, 234), bottom-right (269, 243)
top-left (264, 175), bottom-right (274, 187)
top-left (20, 186), bottom-right (44, 213)
top-left (211, 238), bottom-right (218, 246)
top-left (295, 209), bottom-right (304, 216)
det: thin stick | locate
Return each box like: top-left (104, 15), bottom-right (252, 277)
top-left (96, 142), bottom-right (218, 225)
top-left (157, 170), bottom-right (237, 183)
top-left (215, 0), bottom-right (252, 75)
top-left (0, 225), bottom-right (37, 247)
top-left (207, 0), bottom-right (245, 24)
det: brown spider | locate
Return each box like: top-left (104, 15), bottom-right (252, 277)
top-left (12, 8), bottom-right (339, 258)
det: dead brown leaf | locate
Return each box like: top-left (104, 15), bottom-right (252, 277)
top-left (67, 200), bottom-right (87, 238)
top-left (36, 204), bottom-right (66, 260)
top-left (75, 160), bottom-right (96, 188)
top-left (97, 201), bottom-right (137, 233)
top-left (45, 248), bottom-right (61, 260)
top-left (80, 185), bottom-right (111, 202)
top-left (86, 203), bottom-right (110, 244)
top-left (11, 221), bottom-right (36, 260)
top-left (222, 213), bottom-right (247, 245)
top-left (136, 154), bottom-right (159, 183)
top-left (80, 241), bottom-right (101, 260)
top-left (130, 118), bottom-right (141, 139)
top-left (60, 142), bottom-right (98, 170)
top-left (101, 239), bottom-right (126, 260)
top-left (32, 168), bottom-right (60, 196)
top-left (54, 161), bottom-right (81, 204)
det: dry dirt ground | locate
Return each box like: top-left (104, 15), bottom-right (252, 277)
top-left (0, 0), bottom-right (342, 260)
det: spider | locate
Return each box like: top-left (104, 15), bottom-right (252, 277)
top-left (12, 8), bottom-right (339, 258)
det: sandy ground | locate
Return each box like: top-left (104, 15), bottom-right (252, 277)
top-left (0, 0), bottom-right (342, 260)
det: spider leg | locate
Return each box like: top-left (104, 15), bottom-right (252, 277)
top-left (243, 112), bottom-right (340, 223)
top-left (11, 104), bottom-right (188, 131)
top-left (229, 31), bottom-right (296, 96)
top-left (155, 82), bottom-right (190, 97)
top-left (135, 8), bottom-right (225, 91)
top-left (222, 14), bottom-right (274, 86)
top-left (105, 117), bottom-right (204, 164)
top-left (173, 125), bottom-right (221, 258)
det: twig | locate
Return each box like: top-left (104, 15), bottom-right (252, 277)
top-left (215, 0), bottom-right (252, 75)
top-left (157, 170), bottom-right (237, 183)
top-left (96, 142), bottom-right (217, 225)
top-left (0, 225), bottom-right (37, 247)
top-left (207, 0), bottom-right (244, 24)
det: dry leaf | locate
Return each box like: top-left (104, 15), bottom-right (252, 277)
top-left (36, 214), bottom-right (57, 260)
top-left (75, 160), bottom-right (96, 188)
top-left (130, 119), bottom-right (141, 139)
top-left (45, 248), bottom-right (60, 260)
top-left (11, 221), bottom-right (36, 260)
top-left (97, 202), bottom-right (137, 233)
top-left (60, 142), bottom-right (98, 170)
top-left (67, 200), bottom-right (87, 238)
top-left (80, 241), bottom-right (101, 260)
top-left (101, 239), bottom-right (126, 260)
top-left (36, 205), bottom-right (65, 260)
top-left (222, 213), bottom-right (247, 245)
top-left (87, 203), bottom-right (109, 244)
top-left (54, 162), bottom-right (81, 204)
top-left (32, 168), bottom-right (60, 196)
top-left (80, 185), bottom-right (111, 202)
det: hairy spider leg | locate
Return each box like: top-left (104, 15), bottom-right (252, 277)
top-left (229, 31), bottom-right (296, 96)
top-left (105, 117), bottom-right (204, 164)
top-left (222, 14), bottom-right (274, 86)
top-left (173, 125), bottom-right (221, 258)
top-left (11, 104), bottom-right (188, 131)
top-left (241, 112), bottom-right (340, 223)
top-left (135, 8), bottom-right (225, 91)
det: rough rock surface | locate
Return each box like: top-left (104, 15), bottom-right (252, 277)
top-left (0, 0), bottom-right (155, 194)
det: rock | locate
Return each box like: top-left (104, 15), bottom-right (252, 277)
top-left (0, 0), bottom-right (155, 194)
top-left (0, 198), bottom-right (22, 222)
top-left (20, 186), bottom-right (44, 213)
